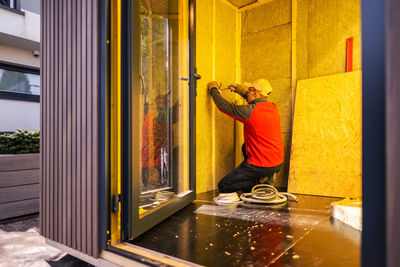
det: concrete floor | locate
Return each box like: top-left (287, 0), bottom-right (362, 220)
top-left (131, 191), bottom-right (360, 266)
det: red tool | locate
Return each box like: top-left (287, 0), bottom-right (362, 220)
top-left (346, 37), bottom-right (354, 72)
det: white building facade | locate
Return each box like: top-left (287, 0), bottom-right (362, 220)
top-left (0, 0), bottom-right (40, 132)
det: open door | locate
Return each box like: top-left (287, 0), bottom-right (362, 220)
top-left (120, 0), bottom-right (197, 240)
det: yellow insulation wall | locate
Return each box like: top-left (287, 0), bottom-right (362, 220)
top-left (296, 0), bottom-right (361, 79)
top-left (239, 0), bottom-right (361, 189)
top-left (196, 0), bottom-right (239, 193)
top-left (195, 0), bottom-right (361, 195)
top-left (241, 0), bottom-right (293, 187)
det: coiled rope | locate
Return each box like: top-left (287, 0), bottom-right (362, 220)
top-left (240, 184), bottom-right (298, 204)
top-left (214, 184), bottom-right (298, 205)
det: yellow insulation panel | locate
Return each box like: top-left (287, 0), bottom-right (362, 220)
top-left (241, 24), bottom-right (291, 81)
top-left (295, 0), bottom-right (308, 80)
top-left (241, 0), bottom-right (292, 187)
top-left (288, 71), bottom-right (362, 198)
top-left (196, 0), bottom-right (238, 193)
top-left (215, 0), bottom-right (237, 182)
top-left (267, 78), bottom-right (292, 187)
top-left (304, 0), bottom-right (361, 78)
top-left (245, 0), bottom-right (291, 34)
top-left (196, 0), bottom-right (214, 193)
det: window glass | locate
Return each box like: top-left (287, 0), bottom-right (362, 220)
top-left (0, 68), bottom-right (40, 95)
top-left (137, 0), bottom-right (190, 214)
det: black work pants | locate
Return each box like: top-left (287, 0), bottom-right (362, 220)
top-left (218, 144), bottom-right (282, 193)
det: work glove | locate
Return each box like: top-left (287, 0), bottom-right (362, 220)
top-left (227, 83), bottom-right (247, 98)
top-left (207, 81), bottom-right (221, 95)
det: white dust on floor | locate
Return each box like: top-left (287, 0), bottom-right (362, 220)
top-left (0, 227), bottom-right (66, 267)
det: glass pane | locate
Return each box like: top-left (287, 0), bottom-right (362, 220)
top-left (0, 68), bottom-right (40, 95)
top-left (137, 0), bottom-right (189, 214)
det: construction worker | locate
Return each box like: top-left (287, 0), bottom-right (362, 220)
top-left (207, 79), bottom-right (284, 200)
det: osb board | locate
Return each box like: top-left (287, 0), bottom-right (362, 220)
top-left (288, 71), bottom-right (362, 197)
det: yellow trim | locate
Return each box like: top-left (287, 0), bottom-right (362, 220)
top-left (234, 8), bottom-right (244, 166)
top-left (291, 0), bottom-right (297, 116)
top-left (110, 0), bottom-right (121, 243)
top-left (211, 0), bottom-right (216, 189)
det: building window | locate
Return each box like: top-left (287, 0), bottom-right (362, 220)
top-left (0, 0), bottom-right (24, 14)
top-left (0, 63), bottom-right (40, 102)
top-left (0, 0), bottom-right (17, 9)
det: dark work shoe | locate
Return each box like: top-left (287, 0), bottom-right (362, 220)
top-left (259, 172), bottom-right (277, 185)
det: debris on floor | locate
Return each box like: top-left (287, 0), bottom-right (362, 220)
top-left (0, 227), bottom-right (65, 267)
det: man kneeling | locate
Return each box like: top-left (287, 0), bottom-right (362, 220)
top-left (207, 79), bottom-right (284, 202)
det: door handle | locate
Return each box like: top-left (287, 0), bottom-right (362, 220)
top-left (180, 73), bottom-right (201, 81)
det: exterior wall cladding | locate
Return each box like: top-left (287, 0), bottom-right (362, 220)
top-left (40, 0), bottom-right (100, 257)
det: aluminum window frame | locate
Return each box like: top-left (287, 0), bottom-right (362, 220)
top-left (0, 62), bottom-right (40, 102)
top-left (119, 0), bottom-right (197, 241)
top-left (0, 0), bottom-right (24, 15)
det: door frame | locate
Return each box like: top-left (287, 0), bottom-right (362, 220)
top-left (120, 0), bottom-right (197, 241)
top-left (98, 0), bottom-right (392, 265)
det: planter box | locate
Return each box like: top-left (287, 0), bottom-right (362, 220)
top-left (0, 154), bottom-right (40, 221)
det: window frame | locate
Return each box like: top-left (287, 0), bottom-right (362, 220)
top-left (0, 0), bottom-right (24, 15)
top-left (0, 62), bottom-right (40, 103)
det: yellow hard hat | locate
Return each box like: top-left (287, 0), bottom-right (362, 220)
top-left (244, 78), bottom-right (272, 96)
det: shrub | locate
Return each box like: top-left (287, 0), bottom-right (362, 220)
top-left (0, 129), bottom-right (40, 154)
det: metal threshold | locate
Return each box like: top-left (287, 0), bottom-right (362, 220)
top-left (103, 243), bottom-right (203, 267)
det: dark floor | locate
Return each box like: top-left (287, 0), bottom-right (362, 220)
top-left (131, 190), bottom-right (360, 267)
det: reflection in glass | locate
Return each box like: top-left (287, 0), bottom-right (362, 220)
top-left (0, 68), bottom-right (40, 95)
top-left (138, 0), bottom-right (189, 213)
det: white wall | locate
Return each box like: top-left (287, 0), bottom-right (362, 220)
top-left (0, 99), bottom-right (40, 131)
top-left (0, 8), bottom-right (40, 45)
top-left (0, 44), bottom-right (40, 68)
top-left (0, 6), bottom-right (41, 133)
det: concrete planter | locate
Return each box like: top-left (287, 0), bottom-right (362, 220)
top-left (0, 154), bottom-right (40, 221)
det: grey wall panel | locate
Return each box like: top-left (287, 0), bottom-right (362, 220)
top-left (0, 154), bottom-right (40, 172)
top-left (0, 184), bottom-right (39, 204)
top-left (0, 199), bottom-right (39, 220)
top-left (40, 0), bottom-right (99, 258)
top-left (0, 169), bottom-right (39, 187)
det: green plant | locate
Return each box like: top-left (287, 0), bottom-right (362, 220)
top-left (0, 129), bottom-right (40, 154)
